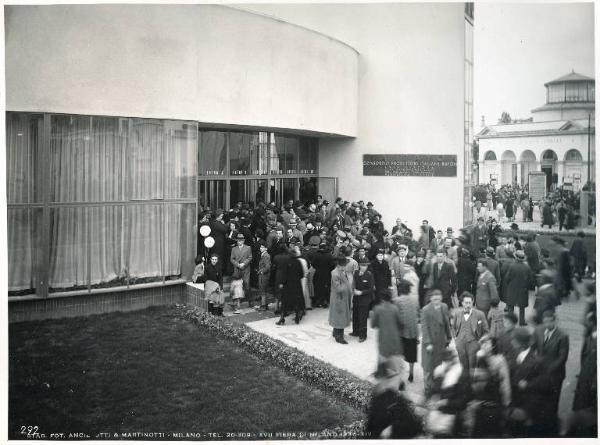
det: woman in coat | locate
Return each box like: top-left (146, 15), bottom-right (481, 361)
top-left (328, 254), bottom-right (353, 344)
top-left (505, 199), bottom-right (514, 222)
top-left (394, 279), bottom-right (419, 382)
top-left (208, 209), bottom-right (228, 271)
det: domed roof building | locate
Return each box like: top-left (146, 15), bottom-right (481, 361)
top-left (477, 71), bottom-right (595, 191)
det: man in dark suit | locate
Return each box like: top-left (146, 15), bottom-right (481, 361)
top-left (509, 327), bottom-right (550, 437)
top-left (452, 292), bottom-right (489, 373)
top-left (420, 289), bottom-right (452, 397)
top-left (432, 248), bottom-right (457, 308)
top-left (533, 309), bottom-right (569, 436)
top-left (231, 233), bottom-right (253, 306)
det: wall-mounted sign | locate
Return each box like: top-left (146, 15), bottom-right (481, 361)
top-left (363, 154), bottom-right (457, 177)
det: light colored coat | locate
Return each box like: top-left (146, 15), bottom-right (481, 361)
top-left (328, 267), bottom-right (353, 329)
top-left (475, 269), bottom-right (498, 313)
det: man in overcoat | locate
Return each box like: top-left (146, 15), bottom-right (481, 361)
top-left (475, 258), bottom-right (499, 317)
top-left (532, 310), bottom-right (569, 436)
top-left (432, 248), bottom-right (457, 308)
top-left (484, 247), bottom-right (501, 283)
top-left (503, 250), bottom-right (535, 326)
top-left (551, 236), bottom-right (573, 300)
top-left (231, 233), bottom-right (253, 306)
top-left (452, 292), bottom-right (489, 373)
top-left (276, 243), bottom-right (305, 325)
top-left (311, 242), bottom-right (336, 308)
top-left (420, 289), bottom-right (451, 397)
top-left (328, 254), bottom-right (353, 344)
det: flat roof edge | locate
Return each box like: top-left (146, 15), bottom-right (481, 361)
top-left (225, 5), bottom-right (360, 55)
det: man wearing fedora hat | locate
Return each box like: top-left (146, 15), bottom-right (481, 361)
top-left (503, 250), bottom-right (535, 326)
top-left (231, 232), bottom-right (253, 308)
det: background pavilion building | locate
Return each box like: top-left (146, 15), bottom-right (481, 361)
top-left (477, 71), bottom-right (595, 191)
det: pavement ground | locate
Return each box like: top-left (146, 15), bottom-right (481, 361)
top-left (239, 290), bottom-right (588, 431)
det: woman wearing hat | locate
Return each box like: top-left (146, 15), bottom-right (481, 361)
top-left (328, 254), bottom-right (353, 344)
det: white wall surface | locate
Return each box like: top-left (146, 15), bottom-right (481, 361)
top-left (243, 3), bottom-right (467, 233)
top-left (479, 133), bottom-right (593, 161)
top-left (5, 4), bottom-right (358, 137)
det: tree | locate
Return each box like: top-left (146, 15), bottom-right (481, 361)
top-left (498, 111), bottom-right (512, 124)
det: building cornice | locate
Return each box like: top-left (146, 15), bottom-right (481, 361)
top-left (477, 128), bottom-right (595, 140)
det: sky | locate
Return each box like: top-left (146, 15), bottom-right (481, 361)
top-left (474, 2), bottom-right (595, 131)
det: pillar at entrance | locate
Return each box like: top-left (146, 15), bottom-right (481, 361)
top-left (516, 163), bottom-right (522, 186)
top-left (557, 160), bottom-right (565, 185)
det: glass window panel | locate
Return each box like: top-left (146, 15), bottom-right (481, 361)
top-left (49, 207), bottom-right (89, 292)
top-left (299, 137), bottom-right (314, 174)
top-left (128, 118), bottom-right (164, 200)
top-left (253, 132), bottom-right (269, 175)
top-left (173, 203), bottom-right (196, 281)
top-left (6, 113), bottom-right (41, 204)
top-left (88, 206), bottom-right (126, 287)
top-left (299, 178), bottom-right (317, 204)
top-left (125, 204), bottom-right (162, 281)
top-left (8, 207), bottom-right (41, 295)
top-left (164, 203), bottom-right (183, 279)
top-left (229, 132), bottom-right (253, 176)
top-left (284, 137), bottom-right (298, 174)
top-left (270, 134), bottom-right (283, 175)
top-left (198, 180), bottom-right (207, 210)
top-left (272, 134), bottom-right (299, 174)
top-left (248, 179), bottom-right (268, 206)
top-left (199, 130), bottom-right (227, 176)
top-left (164, 120), bottom-right (197, 199)
top-left (204, 180), bottom-right (226, 211)
top-left (230, 179), bottom-right (247, 206)
top-left (282, 178), bottom-right (296, 203)
top-left (50, 115), bottom-right (91, 203)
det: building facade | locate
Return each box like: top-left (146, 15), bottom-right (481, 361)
top-left (6, 4), bottom-right (473, 299)
top-left (477, 71), bottom-right (595, 191)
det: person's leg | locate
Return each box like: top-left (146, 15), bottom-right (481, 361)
top-left (359, 304), bottom-right (369, 340)
top-left (518, 306), bottom-right (526, 326)
top-left (351, 298), bottom-right (359, 335)
top-left (466, 341), bottom-right (480, 371)
top-left (455, 340), bottom-right (468, 370)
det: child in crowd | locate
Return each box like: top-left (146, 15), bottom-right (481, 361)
top-left (487, 298), bottom-right (504, 338)
top-left (192, 255), bottom-right (205, 283)
top-left (257, 240), bottom-right (271, 311)
top-left (230, 267), bottom-right (245, 314)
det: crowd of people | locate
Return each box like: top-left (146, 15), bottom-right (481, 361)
top-left (191, 195), bottom-right (596, 438)
top-left (472, 182), bottom-right (591, 230)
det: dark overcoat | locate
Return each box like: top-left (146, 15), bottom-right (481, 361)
top-left (281, 256), bottom-right (306, 312)
top-left (456, 256), bottom-right (477, 296)
top-left (420, 302), bottom-right (451, 373)
top-left (503, 261), bottom-right (534, 307)
top-left (311, 249), bottom-right (336, 301)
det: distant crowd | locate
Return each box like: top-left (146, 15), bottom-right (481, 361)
top-left (191, 195), bottom-right (596, 438)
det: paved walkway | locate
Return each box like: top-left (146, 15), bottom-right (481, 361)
top-left (243, 292), bottom-right (588, 429)
top-left (484, 206), bottom-right (595, 234)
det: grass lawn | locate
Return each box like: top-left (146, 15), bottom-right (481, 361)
top-left (9, 306), bottom-right (362, 439)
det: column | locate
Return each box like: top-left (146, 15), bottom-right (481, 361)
top-left (516, 163), bottom-right (522, 186)
top-left (478, 161), bottom-right (484, 184)
top-left (557, 160), bottom-right (565, 185)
